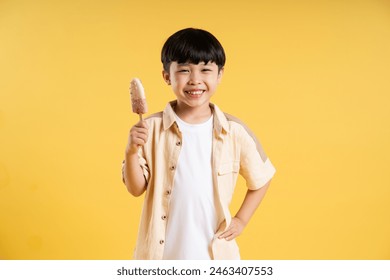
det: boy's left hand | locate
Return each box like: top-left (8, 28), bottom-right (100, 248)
top-left (218, 217), bottom-right (245, 241)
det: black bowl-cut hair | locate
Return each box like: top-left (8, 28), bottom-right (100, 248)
top-left (161, 28), bottom-right (226, 73)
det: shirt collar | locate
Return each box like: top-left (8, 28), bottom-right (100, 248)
top-left (210, 103), bottom-right (230, 135)
top-left (162, 101), bottom-right (230, 135)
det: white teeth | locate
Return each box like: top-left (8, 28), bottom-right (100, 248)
top-left (186, 90), bottom-right (204, 95)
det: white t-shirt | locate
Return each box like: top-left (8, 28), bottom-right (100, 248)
top-left (162, 114), bottom-right (218, 260)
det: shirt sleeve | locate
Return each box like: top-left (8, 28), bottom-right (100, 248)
top-left (238, 126), bottom-right (276, 190)
top-left (137, 147), bottom-right (150, 184)
top-left (121, 148), bottom-right (150, 185)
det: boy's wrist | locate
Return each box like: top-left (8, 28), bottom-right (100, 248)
top-left (125, 145), bottom-right (139, 157)
top-left (233, 215), bottom-right (248, 227)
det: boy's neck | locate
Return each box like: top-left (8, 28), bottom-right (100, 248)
top-left (173, 101), bottom-right (212, 124)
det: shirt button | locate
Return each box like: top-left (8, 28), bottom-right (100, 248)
top-left (176, 141), bottom-right (181, 146)
top-left (166, 190), bottom-right (171, 195)
top-left (170, 166), bottom-right (175, 170)
top-left (161, 215), bottom-right (167, 220)
top-left (159, 240), bottom-right (164, 244)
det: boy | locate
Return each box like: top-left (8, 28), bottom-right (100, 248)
top-left (122, 28), bottom-right (276, 260)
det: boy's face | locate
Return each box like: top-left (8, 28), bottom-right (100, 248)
top-left (162, 61), bottom-right (223, 110)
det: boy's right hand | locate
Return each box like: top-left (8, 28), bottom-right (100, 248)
top-left (126, 120), bottom-right (149, 155)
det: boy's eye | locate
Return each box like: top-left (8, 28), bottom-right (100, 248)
top-left (202, 68), bottom-right (212, 72)
top-left (178, 69), bottom-right (189, 73)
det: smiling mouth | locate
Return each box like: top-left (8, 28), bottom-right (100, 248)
top-left (185, 90), bottom-right (205, 96)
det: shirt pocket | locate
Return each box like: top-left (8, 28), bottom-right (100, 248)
top-left (218, 161), bottom-right (240, 175)
top-left (217, 161), bottom-right (240, 200)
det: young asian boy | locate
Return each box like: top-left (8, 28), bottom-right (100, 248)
top-left (122, 27), bottom-right (276, 260)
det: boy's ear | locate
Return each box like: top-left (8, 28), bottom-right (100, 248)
top-left (162, 70), bottom-right (171, 85)
top-left (217, 67), bottom-right (224, 83)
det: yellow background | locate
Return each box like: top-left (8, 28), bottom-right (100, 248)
top-left (1, 0), bottom-right (389, 259)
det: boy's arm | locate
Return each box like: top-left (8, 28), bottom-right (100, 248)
top-left (123, 120), bottom-right (148, 197)
top-left (219, 180), bottom-right (271, 241)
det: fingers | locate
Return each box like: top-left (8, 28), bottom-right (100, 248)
top-left (127, 121), bottom-right (149, 154)
top-left (134, 120), bottom-right (149, 130)
top-left (132, 123), bottom-right (148, 138)
top-left (218, 217), bottom-right (244, 241)
top-left (131, 121), bottom-right (148, 144)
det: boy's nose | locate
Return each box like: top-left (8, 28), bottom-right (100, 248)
top-left (188, 71), bottom-right (201, 84)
